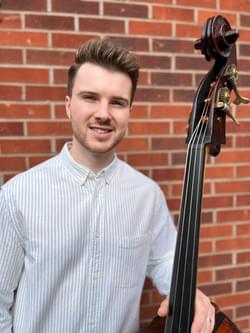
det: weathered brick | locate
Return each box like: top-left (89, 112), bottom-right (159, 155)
top-left (79, 18), bottom-right (124, 34)
top-left (0, 49), bottom-right (22, 64)
top-left (0, 103), bottom-right (51, 119)
top-left (104, 2), bottom-right (148, 18)
top-left (1, 0), bottom-right (46, 11)
top-left (129, 21), bottom-right (172, 36)
top-left (135, 88), bottom-right (170, 102)
top-left (0, 67), bottom-right (49, 83)
top-left (152, 72), bottom-right (192, 86)
top-left (27, 49), bottom-right (74, 66)
top-left (0, 13), bottom-right (21, 29)
top-left (0, 139), bottom-right (51, 153)
top-left (139, 55), bottom-right (171, 70)
top-left (153, 6), bottom-right (194, 21)
top-left (26, 86), bottom-right (66, 101)
top-left (0, 31), bottom-right (48, 47)
top-left (51, 0), bottom-right (99, 14)
top-left (27, 121), bottom-right (71, 136)
top-left (52, 33), bottom-right (96, 49)
top-left (25, 14), bottom-right (74, 30)
top-left (0, 122), bottom-right (23, 136)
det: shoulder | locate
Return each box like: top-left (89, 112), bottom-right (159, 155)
top-left (1, 154), bottom-right (60, 193)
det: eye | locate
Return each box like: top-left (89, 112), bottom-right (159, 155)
top-left (110, 98), bottom-right (128, 108)
top-left (82, 94), bottom-right (98, 102)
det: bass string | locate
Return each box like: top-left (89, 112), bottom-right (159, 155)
top-left (172, 81), bottom-right (215, 331)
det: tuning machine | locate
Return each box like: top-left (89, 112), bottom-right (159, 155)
top-left (215, 64), bottom-right (249, 125)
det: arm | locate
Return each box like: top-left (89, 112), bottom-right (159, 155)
top-left (0, 188), bottom-right (24, 332)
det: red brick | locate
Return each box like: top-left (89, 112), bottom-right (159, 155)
top-left (201, 282), bottom-right (232, 296)
top-left (220, 0), bottom-right (250, 12)
top-left (216, 292), bottom-right (250, 307)
top-left (217, 209), bottom-right (250, 223)
top-left (240, 14), bottom-right (250, 27)
top-left (237, 195), bottom-right (250, 206)
top-left (28, 155), bottom-right (52, 168)
top-left (0, 31), bottom-right (48, 47)
top-left (108, 36), bottom-right (149, 52)
top-left (27, 121), bottom-right (71, 136)
top-left (237, 279), bottom-right (250, 292)
top-left (205, 166), bottom-right (234, 179)
top-left (176, 56), bottom-right (209, 70)
top-left (0, 13), bottom-right (21, 29)
top-left (152, 72), bottom-right (192, 86)
top-left (52, 33), bottom-right (96, 49)
top-left (216, 266), bottom-right (250, 281)
top-left (139, 55), bottom-right (171, 69)
top-left (25, 14), bottom-right (74, 30)
top-left (203, 196), bottom-right (234, 209)
top-left (0, 157), bottom-right (25, 171)
top-left (153, 38), bottom-right (194, 53)
top-left (128, 121), bottom-right (169, 135)
top-left (0, 122), bottom-right (23, 136)
top-left (79, 18), bottom-right (124, 34)
top-left (173, 89), bottom-right (195, 103)
top-left (237, 252), bottom-right (250, 264)
top-left (117, 138), bottom-right (149, 152)
top-left (151, 105), bottom-right (190, 119)
top-left (0, 68), bottom-right (49, 83)
top-left (0, 49), bottom-right (22, 64)
top-left (129, 21), bottom-right (172, 37)
top-left (54, 69), bottom-right (67, 84)
top-left (200, 225), bottom-right (233, 238)
top-left (199, 254), bottom-right (232, 268)
top-left (176, 23), bottom-right (203, 38)
top-left (0, 85), bottom-right (22, 100)
top-left (152, 137), bottom-right (186, 150)
top-left (197, 270), bottom-right (213, 284)
top-left (177, 0), bottom-right (216, 7)
top-left (152, 168), bottom-right (184, 181)
top-left (135, 88), bottom-right (170, 103)
top-left (1, 0), bottom-right (46, 10)
top-left (104, 2), bottom-right (148, 18)
top-left (128, 153), bottom-right (168, 167)
top-left (26, 86), bottom-right (66, 102)
top-left (215, 181), bottom-right (250, 194)
top-left (0, 104), bottom-right (51, 119)
top-left (216, 151), bottom-right (250, 163)
top-left (51, 0), bottom-right (99, 14)
top-left (0, 139), bottom-right (51, 153)
top-left (153, 6), bottom-right (194, 21)
top-left (216, 237), bottom-right (250, 251)
top-left (27, 49), bottom-right (74, 66)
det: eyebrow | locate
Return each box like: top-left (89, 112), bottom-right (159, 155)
top-left (77, 91), bottom-right (130, 105)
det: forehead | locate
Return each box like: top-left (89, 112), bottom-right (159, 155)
top-left (73, 62), bottom-right (132, 99)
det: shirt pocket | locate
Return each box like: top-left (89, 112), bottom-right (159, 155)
top-left (115, 233), bottom-right (151, 288)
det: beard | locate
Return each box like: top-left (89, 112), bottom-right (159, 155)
top-left (71, 121), bottom-right (127, 155)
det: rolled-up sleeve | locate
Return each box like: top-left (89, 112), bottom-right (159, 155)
top-left (146, 188), bottom-right (177, 296)
top-left (0, 188), bottom-right (24, 332)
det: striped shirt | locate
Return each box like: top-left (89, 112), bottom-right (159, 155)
top-left (0, 143), bottom-right (176, 333)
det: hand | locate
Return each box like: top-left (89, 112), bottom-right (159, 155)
top-left (157, 288), bottom-right (215, 333)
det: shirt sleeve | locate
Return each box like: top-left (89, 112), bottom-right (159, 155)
top-left (0, 188), bottom-right (24, 332)
top-left (146, 187), bottom-right (177, 296)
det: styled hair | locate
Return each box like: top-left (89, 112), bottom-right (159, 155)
top-left (67, 38), bottom-right (140, 104)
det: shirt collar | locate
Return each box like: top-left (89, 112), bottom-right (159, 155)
top-left (59, 142), bottom-right (119, 185)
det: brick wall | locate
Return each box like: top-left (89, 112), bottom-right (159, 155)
top-left (0, 0), bottom-right (250, 331)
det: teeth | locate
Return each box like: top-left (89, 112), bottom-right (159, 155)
top-left (91, 127), bottom-right (111, 133)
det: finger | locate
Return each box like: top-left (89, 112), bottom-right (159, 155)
top-left (191, 290), bottom-right (212, 333)
top-left (157, 297), bottom-right (169, 317)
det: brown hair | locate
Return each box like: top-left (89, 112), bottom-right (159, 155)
top-left (67, 38), bottom-right (139, 104)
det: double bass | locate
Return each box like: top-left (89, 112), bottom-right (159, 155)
top-left (141, 15), bottom-right (248, 333)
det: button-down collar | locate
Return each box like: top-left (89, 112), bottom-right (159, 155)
top-left (59, 142), bottom-right (118, 186)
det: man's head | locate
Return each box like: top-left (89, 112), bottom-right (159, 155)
top-left (67, 38), bottom-right (139, 105)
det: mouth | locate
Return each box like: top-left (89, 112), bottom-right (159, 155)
top-left (89, 126), bottom-right (113, 134)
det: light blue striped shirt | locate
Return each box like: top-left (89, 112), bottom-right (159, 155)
top-left (0, 143), bottom-right (176, 333)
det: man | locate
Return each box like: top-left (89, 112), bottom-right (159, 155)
top-left (0, 39), bottom-right (214, 333)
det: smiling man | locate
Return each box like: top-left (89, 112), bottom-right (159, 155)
top-left (0, 39), bottom-right (214, 333)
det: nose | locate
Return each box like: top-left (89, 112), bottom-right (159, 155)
top-left (94, 101), bottom-right (111, 120)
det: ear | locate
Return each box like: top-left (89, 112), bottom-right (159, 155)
top-left (65, 96), bottom-right (71, 120)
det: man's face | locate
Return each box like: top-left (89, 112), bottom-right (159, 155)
top-left (65, 62), bottom-right (132, 159)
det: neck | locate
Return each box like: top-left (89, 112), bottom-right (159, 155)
top-left (68, 140), bottom-right (115, 174)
